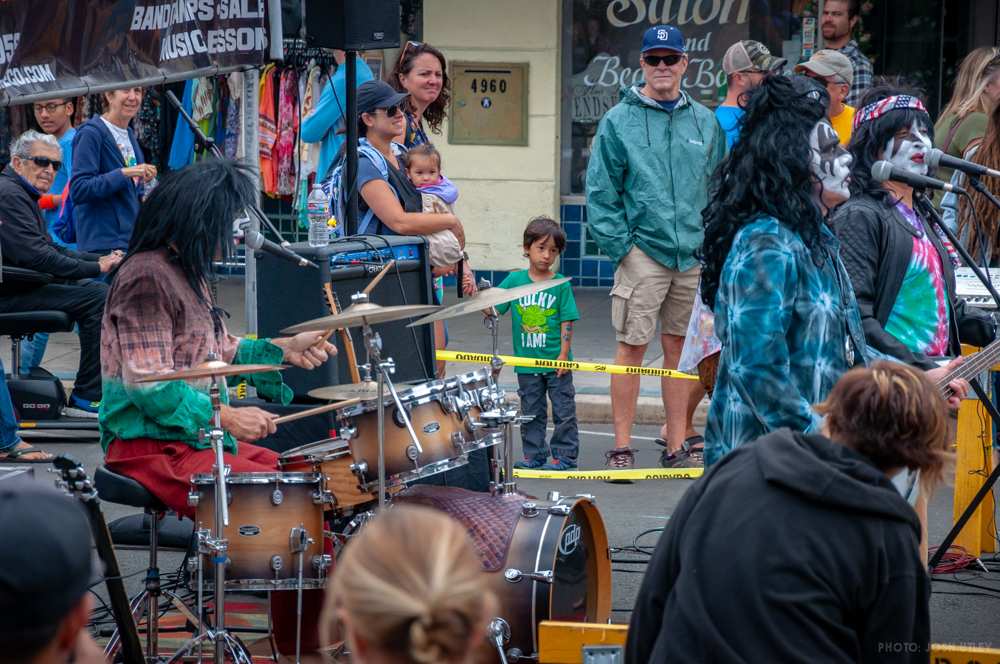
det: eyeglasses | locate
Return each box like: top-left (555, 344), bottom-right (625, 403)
top-left (27, 156), bottom-right (62, 171)
top-left (32, 101), bottom-right (69, 114)
top-left (642, 53), bottom-right (684, 67)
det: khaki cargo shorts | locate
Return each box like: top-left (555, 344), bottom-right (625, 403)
top-left (610, 246), bottom-right (700, 346)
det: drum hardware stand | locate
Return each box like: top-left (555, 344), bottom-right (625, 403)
top-left (168, 366), bottom-right (252, 664)
top-left (488, 618), bottom-right (512, 664)
top-left (289, 526), bottom-right (313, 664)
top-left (353, 292), bottom-right (425, 508)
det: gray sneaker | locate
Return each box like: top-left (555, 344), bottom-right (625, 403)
top-left (603, 448), bottom-right (635, 484)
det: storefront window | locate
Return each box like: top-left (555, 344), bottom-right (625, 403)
top-left (561, 1), bottom-right (828, 198)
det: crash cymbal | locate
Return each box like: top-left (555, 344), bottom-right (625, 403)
top-left (407, 277), bottom-right (571, 326)
top-left (133, 360), bottom-right (287, 383)
top-left (280, 302), bottom-right (441, 335)
top-left (307, 382), bottom-right (385, 401)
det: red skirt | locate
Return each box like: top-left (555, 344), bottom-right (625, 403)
top-left (105, 438), bottom-right (280, 520)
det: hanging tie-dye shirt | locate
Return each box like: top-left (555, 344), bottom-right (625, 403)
top-left (883, 203), bottom-right (951, 356)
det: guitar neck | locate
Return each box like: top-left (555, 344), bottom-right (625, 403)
top-left (937, 338), bottom-right (1000, 396)
top-left (324, 283), bottom-right (362, 383)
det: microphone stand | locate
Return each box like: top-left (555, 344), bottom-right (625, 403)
top-left (916, 189), bottom-right (1000, 572)
top-left (164, 90), bottom-right (288, 246)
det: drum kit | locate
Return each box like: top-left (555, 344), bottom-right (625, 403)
top-left (143, 277), bottom-right (611, 663)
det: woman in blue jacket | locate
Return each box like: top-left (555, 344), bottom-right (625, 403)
top-left (70, 87), bottom-right (156, 255)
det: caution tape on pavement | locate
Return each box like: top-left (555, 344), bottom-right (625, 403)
top-left (513, 467), bottom-right (703, 480)
top-left (436, 350), bottom-right (698, 380)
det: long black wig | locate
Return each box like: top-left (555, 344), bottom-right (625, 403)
top-left (700, 75), bottom-right (829, 309)
top-left (846, 84), bottom-right (933, 202)
top-left (126, 159), bottom-right (257, 309)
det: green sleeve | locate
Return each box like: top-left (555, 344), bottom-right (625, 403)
top-left (493, 272), bottom-right (519, 315)
top-left (125, 381), bottom-right (214, 431)
top-left (233, 338), bottom-right (293, 404)
top-left (558, 282), bottom-right (580, 322)
top-left (950, 113), bottom-right (988, 156)
top-left (585, 116), bottom-right (631, 266)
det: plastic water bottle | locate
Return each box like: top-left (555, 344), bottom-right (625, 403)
top-left (307, 184), bottom-right (330, 247)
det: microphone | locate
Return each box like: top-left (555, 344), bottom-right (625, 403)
top-left (241, 230), bottom-right (319, 269)
top-left (927, 148), bottom-right (1000, 180)
top-left (870, 160), bottom-right (968, 196)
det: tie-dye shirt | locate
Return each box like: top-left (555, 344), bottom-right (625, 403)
top-left (705, 217), bottom-right (887, 467)
top-left (883, 203), bottom-right (950, 357)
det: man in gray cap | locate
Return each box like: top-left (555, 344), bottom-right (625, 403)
top-left (0, 480), bottom-right (104, 664)
top-left (796, 49), bottom-right (856, 145)
top-left (716, 40), bottom-right (787, 148)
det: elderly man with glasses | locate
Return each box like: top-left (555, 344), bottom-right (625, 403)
top-left (0, 130), bottom-right (120, 419)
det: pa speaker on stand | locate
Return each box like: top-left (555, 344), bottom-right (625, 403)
top-left (304, 0), bottom-right (402, 51)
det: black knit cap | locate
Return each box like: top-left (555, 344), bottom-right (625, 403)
top-left (0, 480), bottom-right (96, 635)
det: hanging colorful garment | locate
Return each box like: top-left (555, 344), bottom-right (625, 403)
top-left (295, 64), bottom-right (323, 226)
top-left (275, 67), bottom-right (299, 196)
top-left (168, 79), bottom-right (197, 170)
top-left (224, 72), bottom-right (243, 159)
top-left (135, 90), bottom-right (162, 166)
top-left (258, 64), bottom-right (279, 196)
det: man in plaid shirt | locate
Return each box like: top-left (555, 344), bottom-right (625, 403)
top-left (821, 0), bottom-right (873, 106)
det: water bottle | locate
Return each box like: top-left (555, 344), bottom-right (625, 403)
top-left (307, 184), bottom-right (330, 247)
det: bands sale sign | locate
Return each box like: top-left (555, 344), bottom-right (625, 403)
top-left (0, 0), bottom-right (269, 104)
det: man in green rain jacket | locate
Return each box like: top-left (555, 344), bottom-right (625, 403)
top-left (586, 24), bottom-right (725, 474)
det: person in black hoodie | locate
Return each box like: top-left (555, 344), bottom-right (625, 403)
top-left (626, 361), bottom-right (947, 663)
top-left (0, 130), bottom-right (121, 418)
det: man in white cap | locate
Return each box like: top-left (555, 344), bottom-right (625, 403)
top-left (796, 49), bottom-right (856, 145)
top-left (716, 40), bottom-right (787, 149)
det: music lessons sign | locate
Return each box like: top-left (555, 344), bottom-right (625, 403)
top-left (570, 0), bottom-right (750, 123)
top-left (0, 0), bottom-right (269, 104)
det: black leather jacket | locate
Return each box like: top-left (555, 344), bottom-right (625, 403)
top-left (831, 193), bottom-right (996, 369)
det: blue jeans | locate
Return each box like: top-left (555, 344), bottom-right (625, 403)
top-left (19, 333), bottom-right (48, 374)
top-left (0, 358), bottom-right (22, 453)
top-left (516, 371), bottom-right (579, 463)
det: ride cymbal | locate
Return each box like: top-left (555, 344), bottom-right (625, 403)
top-left (133, 360), bottom-right (287, 383)
top-left (281, 302), bottom-right (441, 334)
top-left (407, 277), bottom-right (571, 326)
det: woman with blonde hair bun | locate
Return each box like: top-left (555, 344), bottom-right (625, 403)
top-left (321, 505), bottom-right (494, 663)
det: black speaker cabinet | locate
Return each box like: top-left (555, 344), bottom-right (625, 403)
top-left (305, 0), bottom-right (402, 51)
top-left (255, 236), bottom-right (435, 399)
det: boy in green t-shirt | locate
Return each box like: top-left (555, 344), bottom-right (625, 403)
top-left (495, 217), bottom-right (580, 470)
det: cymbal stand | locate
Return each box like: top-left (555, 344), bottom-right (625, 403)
top-left (290, 526), bottom-right (313, 664)
top-left (353, 292), bottom-right (423, 508)
top-left (478, 283), bottom-right (529, 496)
top-left (168, 371), bottom-right (252, 664)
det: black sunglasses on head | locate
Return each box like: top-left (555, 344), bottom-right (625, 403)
top-left (28, 156), bottom-right (62, 171)
top-left (643, 53), bottom-right (684, 67)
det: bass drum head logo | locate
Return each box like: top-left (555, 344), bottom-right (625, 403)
top-left (559, 523), bottom-right (581, 556)
top-left (238, 525), bottom-right (261, 537)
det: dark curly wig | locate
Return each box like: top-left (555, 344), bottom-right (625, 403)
top-left (846, 84), bottom-right (933, 201)
top-left (700, 75), bottom-right (829, 308)
top-left (388, 42), bottom-right (452, 135)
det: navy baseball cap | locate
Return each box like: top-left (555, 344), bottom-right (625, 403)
top-left (357, 80), bottom-right (409, 115)
top-left (641, 25), bottom-right (686, 54)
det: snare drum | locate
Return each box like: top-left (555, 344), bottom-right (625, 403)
top-left (337, 368), bottom-right (505, 490)
top-left (395, 486), bottom-right (612, 662)
top-left (189, 472), bottom-right (331, 590)
top-left (279, 439), bottom-right (391, 512)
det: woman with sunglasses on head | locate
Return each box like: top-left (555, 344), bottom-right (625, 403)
top-left (389, 42), bottom-right (451, 149)
top-left (70, 86), bottom-right (155, 259)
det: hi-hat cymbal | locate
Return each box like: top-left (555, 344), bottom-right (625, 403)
top-left (407, 277), bottom-right (571, 326)
top-left (133, 360), bottom-right (287, 383)
top-left (307, 382), bottom-right (385, 401)
top-left (281, 302), bottom-right (441, 335)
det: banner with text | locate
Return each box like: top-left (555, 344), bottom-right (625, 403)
top-left (0, 0), bottom-right (269, 105)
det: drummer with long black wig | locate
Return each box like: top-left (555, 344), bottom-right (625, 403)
top-left (99, 160), bottom-right (336, 518)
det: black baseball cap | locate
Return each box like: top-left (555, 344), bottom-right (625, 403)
top-left (357, 80), bottom-right (409, 115)
top-left (0, 480), bottom-right (97, 636)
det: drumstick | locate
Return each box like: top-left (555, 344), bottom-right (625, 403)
top-left (273, 398), bottom-right (361, 425)
top-left (362, 259), bottom-right (396, 295)
top-left (321, 260), bottom-right (397, 343)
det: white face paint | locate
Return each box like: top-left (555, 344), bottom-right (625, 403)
top-left (883, 120), bottom-right (932, 176)
top-left (810, 120), bottom-right (852, 204)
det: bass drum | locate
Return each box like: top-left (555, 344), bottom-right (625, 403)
top-left (394, 486), bottom-right (611, 662)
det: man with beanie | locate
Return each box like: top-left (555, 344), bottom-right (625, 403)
top-left (717, 40), bottom-right (786, 148)
top-left (0, 480), bottom-right (104, 664)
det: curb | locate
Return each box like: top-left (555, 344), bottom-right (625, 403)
top-left (502, 392), bottom-right (710, 427)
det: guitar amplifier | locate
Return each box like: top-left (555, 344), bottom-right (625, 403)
top-left (255, 236), bottom-right (436, 399)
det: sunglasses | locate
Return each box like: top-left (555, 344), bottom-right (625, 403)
top-left (27, 156), bottom-right (62, 171)
top-left (378, 103), bottom-right (404, 118)
top-left (643, 53), bottom-right (684, 67)
top-left (398, 40), bottom-right (423, 66)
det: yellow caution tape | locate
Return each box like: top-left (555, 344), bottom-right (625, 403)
top-left (436, 350), bottom-right (698, 380)
top-left (514, 467), bottom-right (703, 480)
